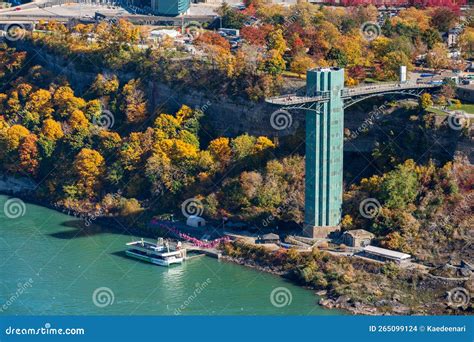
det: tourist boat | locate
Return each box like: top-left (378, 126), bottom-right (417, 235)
top-left (125, 238), bottom-right (184, 267)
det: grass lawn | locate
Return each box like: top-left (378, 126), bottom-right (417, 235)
top-left (448, 103), bottom-right (474, 114)
top-left (426, 107), bottom-right (449, 116)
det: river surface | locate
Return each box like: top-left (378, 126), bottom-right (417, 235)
top-left (0, 194), bottom-right (340, 315)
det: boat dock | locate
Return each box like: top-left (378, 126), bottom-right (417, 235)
top-left (181, 243), bottom-right (222, 260)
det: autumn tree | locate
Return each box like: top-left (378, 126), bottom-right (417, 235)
top-left (68, 109), bottom-right (89, 131)
top-left (290, 54), bottom-right (316, 75)
top-left (259, 49), bottom-right (286, 75)
top-left (430, 7), bottom-right (458, 33)
top-left (240, 25), bottom-right (272, 46)
top-left (3, 124), bottom-right (29, 152)
top-left (91, 74), bottom-right (120, 97)
top-left (380, 51), bottom-right (412, 80)
top-left (0, 46), bottom-right (26, 80)
top-left (99, 130), bottom-right (122, 154)
top-left (36, 118), bottom-right (63, 159)
top-left (419, 93), bottom-right (433, 109)
top-left (231, 134), bottom-right (257, 160)
top-left (53, 86), bottom-right (86, 119)
top-left (426, 43), bottom-right (449, 71)
top-left (195, 32), bottom-right (230, 50)
top-left (267, 29), bottom-right (287, 55)
top-left (73, 148), bottom-right (105, 198)
top-left (18, 133), bottom-right (40, 176)
top-left (217, 3), bottom-right (247, 29)
top-left (24, 89), bottom-right (54, 125)
top-left (209, 137), bottom-right (232, 169)
top-left (121, 79), bottom-right (147, 124)
top-left (460, 27), bottom-right (474, 59)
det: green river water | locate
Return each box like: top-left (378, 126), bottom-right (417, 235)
top-left (0, 194), bottom-right (340, 315)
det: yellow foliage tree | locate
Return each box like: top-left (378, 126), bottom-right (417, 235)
top-left (41, 119), bottom-right (64, 140)
top-left (391, 7), bottom-right (430, 31)
top-left (175, 105), bottom-right (193, 125)
top-left (254, 136), bottom-right (275, 152)
top-left (53, 86), bottom-right (86, 117)
top-left (290, 54), bottom-right (316, 75)
top-left (73, 148), bottom-right (105, 198)
top-left (5, 124), bottom-right (29, 151)
top-left (209, 137), bottom-right (232, 167)
top-left (25, 89), bottom-right (54, 120)
top-left (121, 79), bottom-right (147, 124)
top-left (120, 132), bottom-right (144, 171)
top-left (68, 109), bottom-right (89, 130)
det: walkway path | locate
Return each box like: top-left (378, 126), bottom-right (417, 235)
top-left (266, 82), bottom-right (440, 106)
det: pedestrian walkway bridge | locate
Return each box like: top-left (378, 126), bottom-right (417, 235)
top-left (266, 81), bottom-right (441, 110)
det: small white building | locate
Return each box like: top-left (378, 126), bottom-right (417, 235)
top-left (186, 215), bottom-right (206, 228)
top-left (362, 245), bottom-right (411, 265)
top-left (149, 29), bottom-right (182, 42)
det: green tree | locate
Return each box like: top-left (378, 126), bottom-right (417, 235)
top-left (217, 3), bottom-right (247, 29)
top-left (380, 160), bottom-right (419, 210)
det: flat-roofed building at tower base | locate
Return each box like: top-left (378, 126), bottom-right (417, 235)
top-left (303, 225), bottom-right (340, 239)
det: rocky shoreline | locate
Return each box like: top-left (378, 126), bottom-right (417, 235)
top-left (219, 255), bottom-right (391, 315)
top-left (2, 185), bottom-right (467, 316)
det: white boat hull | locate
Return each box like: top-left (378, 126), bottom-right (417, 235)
top-left (125, 250), bottom-right (183, 267)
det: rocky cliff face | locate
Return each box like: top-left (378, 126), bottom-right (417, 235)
top-left (14, 42), bottom-right (471, 164)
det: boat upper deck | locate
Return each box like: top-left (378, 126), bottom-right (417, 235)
top-left (126, 240), bottom-right (184, 257)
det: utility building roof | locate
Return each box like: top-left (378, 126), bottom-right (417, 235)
top-left (363, 245), bottom-right (411, 260)
top-left (343, 229), bottom-right (375, 238)
top-left (262, 233), bottom-right (280, 240)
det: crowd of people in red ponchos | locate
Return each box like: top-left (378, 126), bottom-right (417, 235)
top-left (150, 219), bottom-right (231, 249)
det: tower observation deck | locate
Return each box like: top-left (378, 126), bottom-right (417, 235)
top-left (266, 67), bottom-right (441, 238)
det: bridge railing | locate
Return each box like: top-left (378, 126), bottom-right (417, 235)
top-left (315, 91), bottom-right (330, 99)
top-left (266, 83), bottom-right (437, 105)
top-left (341, 82), bottom-right (435, 97)
top-left (266, 90), bottom-right (330, 105)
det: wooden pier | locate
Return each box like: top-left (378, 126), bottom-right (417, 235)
top-left (182, 243), bottom-right (222, 260)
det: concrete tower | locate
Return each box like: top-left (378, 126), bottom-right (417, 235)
top-left (304, 68), bottom-right (344, 238)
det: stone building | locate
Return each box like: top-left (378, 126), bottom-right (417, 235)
top-left (342, 229), bottom-right (374, 248)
